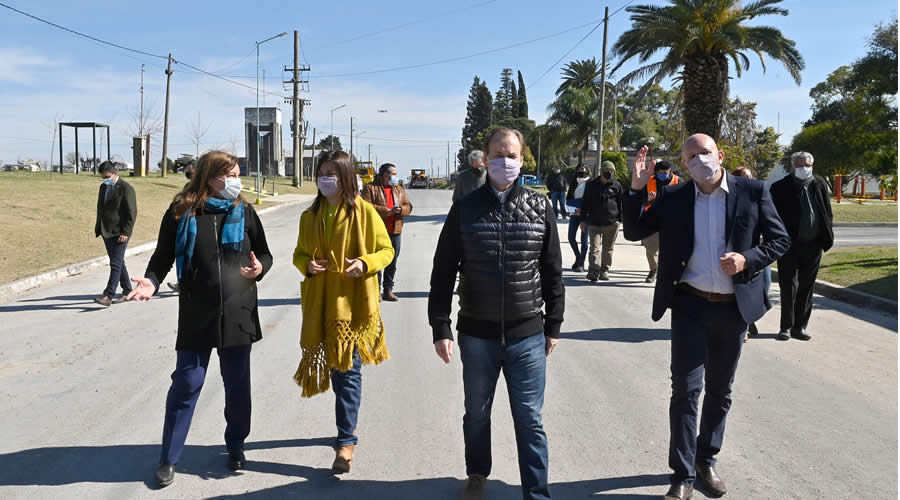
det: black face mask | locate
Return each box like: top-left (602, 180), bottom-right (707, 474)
top-left (602, 171), bottom-right (613, 180)
top-left (185, 171), bottom-right (193, 180)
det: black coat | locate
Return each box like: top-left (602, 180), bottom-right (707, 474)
top-left (623, 174), bottom-right (791, 324)
top-left (581, 178), bottom-right (625, 226)
top-left (769, 175), bottom-right (834, 252)
top-left (429, 184), bottom-right (565, 342)
top-left (95, 179), bottom-right (137, 238)
top-left (546, 172), bottom-right (568, 193)
top-left (144, 202), bottom-right (273, 351)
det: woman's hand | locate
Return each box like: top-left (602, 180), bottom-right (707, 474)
top-left (307, 259), bottom-right (328, 275)
top-left (240, 251), bottom-right (263, 279)
top-left (343, 258), bottom-right (367, 278)
top-left (127, 277), bottom-right (155, 301)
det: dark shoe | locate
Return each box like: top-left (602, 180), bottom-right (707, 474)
top-left (586, 272), bottom-right (599, 282)
top-left (462, 474), bottom-right (486, 500)
top-left (155, 463), bottom-right (175, 488)
top-left (748, 323), bottom-right (759, 336)
top-left (776, 330), bottom-right (791, 341)
top-left (574, 264), bottom-right (585, 273)
top-left (228, 449), bottom-right (246, 471)
top-left (791, 329), bottom-right (812, 341)
top-left (93, 295), bottom-right (112, 307)
top-left (332, 445), bottom-right (354, 474)
top-left (695, 464), bottom-right (727, 497)
top-left (664, 482), bottom-right (693, 500)
top-left (383, 290), bottom-right (399, 302)
top-left (166, 282), bottom-right (179, 293)
top-left (645, 270), bottom-right (657, 283)
top-left (111, 295), bottom-right (132, 304)
top-left (598, 271), bottom-right (610, 281)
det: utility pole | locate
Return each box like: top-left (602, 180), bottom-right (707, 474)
top-left (595, 6), bottom-right (609, 177)
top-left (368, 144), bottom-right (371, 163)
top-left (161, 53), bottom-right (173, 178)
top-left (350, 116), bottom-right (354, 161)
top-left (292, 31), bottom-right (301, 187)
top-left (447, 141), bottom-right (450, 179)
top-left (139, 64), bottom-right (144, 136)
top-left (310, 127), bottom-right (317, 180)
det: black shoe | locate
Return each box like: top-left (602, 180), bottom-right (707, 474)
top-left (166, 282), bottom-right (179, 293)
top-left (748, 323), bottom-right (759, 336)
top-left (695, 464), bottom-right (727, 497)
top-left (598, 271), bottom-right (610, 281)
top-left (93, 295), bottom-right (112, 307)
top-left (645, 271), bottom-right (657, 283)
top-left (776, 330), bottom-right (791, 341)
top-left (586, 272), bottom-right (599, 282)
top-left (573, 264), bottom-right (585, 273)
top-left (664, 482), bottom-right (693, 500)
top-left (155, 463), bottom-right (175, 488)
top-left (228, 449), bottom-right (246, 471)
top-left (791, 329), bottom-right (812, 341)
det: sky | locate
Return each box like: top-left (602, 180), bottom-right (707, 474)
top-left (0, 0), bottom-right (895, 173)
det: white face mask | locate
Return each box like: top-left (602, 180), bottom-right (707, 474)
top-left (219, 178), bottom-right (242, 200)
top-left (488, 157), bottom-right (522, 186)
top-left (576, 177), bottom-right (588, 184)
top-left (687, 154), bottom-right (720, 184)
top-left (794, 166), bottom-right (813, 180)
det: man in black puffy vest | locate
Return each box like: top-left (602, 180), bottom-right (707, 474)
top-left (429, 127), bottom-right (565, 500)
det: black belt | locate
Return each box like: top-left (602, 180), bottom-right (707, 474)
top-left (678, 283), bottom-right (736, 303)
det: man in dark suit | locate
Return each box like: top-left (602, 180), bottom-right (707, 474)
top-left (770, 151), bottom-right (834, 341)
top-left (94, 161), bottom-right (137, 306)
top-left (623, 134), bottom-right (791, 500)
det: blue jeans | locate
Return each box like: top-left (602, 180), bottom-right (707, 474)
top-left (762, 266), bottom-right (772, 294)
top-left (459, 333), bottom-right (550, 500)
top-left (378, 233), bottom-right (401, 292)
top-left (331, 350), bottom-right (362, 447)
top-left (567, 215), bottom-right (588, 265)
top-left (160, 345), bottom-right (252, 465)
top-left (549, 191), bottom-right (567, 218)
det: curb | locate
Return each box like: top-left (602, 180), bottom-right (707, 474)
top-left (832, 222), bottom-right (896, 228)
top-left (770, 268), bottom-right (897, 315)
top-left (0, 199), bottom-right (309, 301)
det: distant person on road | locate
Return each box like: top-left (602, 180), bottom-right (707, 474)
top-left (362, 162), bottom-right (413, 301)
top-left (565, 165), bottom-right (591, 271)
top-left (429, 127), bottom-right (565, 500)
top-left (623, 135), bottom-right (790, 500)
top-left (292, 150), bottom-right (394, 474)
top-left (640, 159), bottom-right (680, 283)
top-left (93, 160), bottom-right (137, 307)
top-left (733, 166), bottom-right (770, 339)
top-left (126, 151), bottom-right (273, 488)
top-left (453, 150), bottom-right (487, 202)
top-left (546, 166), bottom-right (569, 219)
top-left (580, 161), bottom-right (624, 281)
top-left (770, 152), bottom-right (834, 341)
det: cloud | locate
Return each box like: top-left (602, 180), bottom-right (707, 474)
top-left (0, 47), bottom-right (65, 84)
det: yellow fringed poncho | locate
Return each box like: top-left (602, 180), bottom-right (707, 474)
top-left (292, 198), bottom-right (395, 397)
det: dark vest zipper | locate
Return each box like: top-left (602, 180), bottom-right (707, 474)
top-left (500, 197), bottom-right (506, 347)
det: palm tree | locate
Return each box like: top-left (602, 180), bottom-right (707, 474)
top-left (610, 0), bottom-right (804, 138)
top-left (556, 58), bottom-right (615, 98)
top-left (546, 87), bottom-right (601, 166)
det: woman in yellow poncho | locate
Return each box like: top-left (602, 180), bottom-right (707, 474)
top-left (292, 150), bottom-right (394, 474)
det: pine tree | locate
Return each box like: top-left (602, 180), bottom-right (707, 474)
top-left (494, 68), bottom-right (516, 122)
top-left (458, 77), bottom-right (494, 169)
top-left (517, 70), bottom-right (528, 118)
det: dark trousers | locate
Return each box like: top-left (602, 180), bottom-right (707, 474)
top-left (102, 236), bottom-right (131, 297)
top-left (549, 191), bottom-right (567, 218)
top-left (160, 345), bottom-right (252, 465)
top-left (777, 244), bottom-right (823, 332)
top-left (331, 350), bottom-right (362, 447)
top-left (669, 291), bottom-right (747, 486)
top-left (460, 333), bottom-right (550, 500)
top-left (378, 233), bottom-right (402, 292)
top-left (567, 214), bottom-right (588, 266)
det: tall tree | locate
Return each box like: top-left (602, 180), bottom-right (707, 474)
top-left (458, 76), bottom-right (493, 168)
top-left (311, 135), bottom-right (342, 151)
top-left (494, 68), bottom-right (516, 122)
top-left (545, 87), bottom-right (600, 166)
top-left (610, 0), bottom-right (804, 138)
top-left (753, 126), bottom-right (782, 180)
top-left (556, 57), bottom-right (606, 97)
top-left (517, 70), bottom-right (529, 118)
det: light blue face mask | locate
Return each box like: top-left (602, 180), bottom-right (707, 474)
top-left (657, 172), bottom-right (670, 181)
top-left (102, 177), bottom-right (115, 186)
top-left (389, 175), bottom-right (400, 186)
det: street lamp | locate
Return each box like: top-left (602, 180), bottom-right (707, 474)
top-left (330, 104), bottom-right (346, 151)
top-left (255, 31), bottom-right (288, 205)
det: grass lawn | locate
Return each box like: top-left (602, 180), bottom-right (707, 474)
top-left (831, 202), bottom-right (898, 223)
top-left (816, 246), bottom-right (898, 300)
top-left (0, 172), bottom-right (315, 284)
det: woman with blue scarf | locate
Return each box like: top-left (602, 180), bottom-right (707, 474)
top-left (127, 151), bottom-right (273, 488)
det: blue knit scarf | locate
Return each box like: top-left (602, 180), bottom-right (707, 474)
top-left (175, 198), bottom-right (245, 279)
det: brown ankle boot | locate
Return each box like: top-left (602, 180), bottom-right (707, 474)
top-left (332, 445), bottom-right (354, 474)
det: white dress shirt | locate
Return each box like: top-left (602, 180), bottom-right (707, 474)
top-left (681, 176), bottom-right (734, 294)
top-left (491, 183), bottom-right (512, 204)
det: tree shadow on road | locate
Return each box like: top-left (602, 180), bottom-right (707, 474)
top-left (0, 437), bottom-right (333, 489)
top-left (205, 471), bottom-right (670, 499)
top-left (561, 328), bottom-right (671, 343)
top-left (0, 293), bottom-right (173, 313)
top-left (402, 214), bottom-right (448, 225)
top-left (258, 297), bottom-right (302, 307)
top-left (393, 291), bottom-right (430, 299)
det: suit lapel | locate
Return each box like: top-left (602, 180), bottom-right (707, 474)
top-left (725, 174), bottom-right (738, 245)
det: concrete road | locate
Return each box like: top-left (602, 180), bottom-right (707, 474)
top-left (833, 225), bottom-right (897, 247)
top-left (0, 190), bottom-right (896, 499)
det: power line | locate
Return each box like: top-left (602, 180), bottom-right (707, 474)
top-left (526, 0), bottom-right (636, 90)
top-left (175, 60), bottom-right (285, 98)
top-left (322, 130), bottom-right (461, 144)
top-left (0, 2), bottom-right (168, 60)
